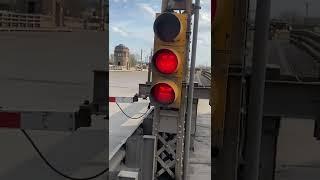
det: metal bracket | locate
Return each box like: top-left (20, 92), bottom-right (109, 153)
top-left (139, 83), bottom-right (210, 100)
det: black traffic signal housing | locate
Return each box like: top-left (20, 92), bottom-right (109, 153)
top-left (150, 12), bottom-right (188, 109)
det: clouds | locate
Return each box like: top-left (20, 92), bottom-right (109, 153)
top-left (200, 12), bottom-right (211, 23)
top-left (111, 26), bottom-right (129, 37)
top-left (138, 3), bottom-right (157, 18)
top-left (110, 0), bottom-right (211, 65)
top-left (112, 0), bottom-right (127, 3)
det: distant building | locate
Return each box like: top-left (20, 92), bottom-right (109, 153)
top-left (114, 44), bottom-right (130, 70)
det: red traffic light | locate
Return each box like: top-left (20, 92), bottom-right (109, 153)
top-left (153, 49), bottom-right (178, 74)
top-left (151, 83), bottom-right (175, 105)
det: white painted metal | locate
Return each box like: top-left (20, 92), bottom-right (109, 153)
top-left (21, 111), bottom-right (76, 131)
top-left (0, 111), bottom-right (76, 131)
top-left (109, 97), bottom-right (136, 103)
top-left (118, 171), bottom-right (139, 180)
top-left (109, 101), bottom-right (153, 161)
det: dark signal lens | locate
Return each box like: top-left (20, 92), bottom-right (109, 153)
top-left (154, 13), bottom-right (181, 42)
top-left (151, 83), bottom-right (175, 105)
top-left (153, 49), bottom-right (178, 74)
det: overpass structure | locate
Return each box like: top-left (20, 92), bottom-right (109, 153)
top-left (212, 0), bottom-right (320, 180)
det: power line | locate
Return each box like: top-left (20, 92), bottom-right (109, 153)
top-left (115, 101), bottom-right (150, 119)
top-left (21, 129), bottom-right (108, 180)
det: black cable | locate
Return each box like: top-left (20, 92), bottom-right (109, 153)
top-left (21, 129), bottom-right (108, 180)
top-left (115, 101), bottom-right (149, 119)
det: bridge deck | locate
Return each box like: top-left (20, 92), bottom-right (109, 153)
top-left (268, 39), bottom-right (319, 79)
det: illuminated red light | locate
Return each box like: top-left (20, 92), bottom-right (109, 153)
top-left (153, 49), bottom-right (178, 74)
top-left (151, 83), bottom-right (175, 104)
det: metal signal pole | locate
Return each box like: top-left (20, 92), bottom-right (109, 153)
top-left (184, 0), bottom-right (200, 178)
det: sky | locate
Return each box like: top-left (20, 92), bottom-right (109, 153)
top-left (109, 0), bottom-right (211, 66)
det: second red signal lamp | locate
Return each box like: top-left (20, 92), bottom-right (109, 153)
top-left (153, 49), bottom-right (179, 74)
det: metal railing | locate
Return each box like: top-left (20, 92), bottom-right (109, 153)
top-left (290, 30), bottom-right (320, 59)
top-left (0, 11), bottom-right (105, 32)
top-left (201, 69), bottom-right (211, 80)
top-left (109, 65), bottom-right (124, 71)
top-left (64, 16), bottom-right (103, 31)
top-left (0, 10), bottom-right (53, 31)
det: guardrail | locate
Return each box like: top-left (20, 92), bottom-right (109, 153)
top-left (0, 11), bottom-right (54, 31)
top-left (109, 66), bottom-right (124, 71)
top-left (0, 11), bottom-right (104, 31)
top-left (201, 70), bottom-right (211, 80)
top-left (290, 30), bottom-right (320, 59)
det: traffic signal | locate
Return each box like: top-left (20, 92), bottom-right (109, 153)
top-left (150, 12), bottom-right (188, 109)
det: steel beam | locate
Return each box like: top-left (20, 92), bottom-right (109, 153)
top-left (118, 171), bottom-right (139, 180)
top-left (264, 81), bottom-right (320, 119)
top-left (142, 135), bottom-right (156, 180)
top-left (216, 75), bottom-right (243, 179)
top-left (110, 148), bottom-right (126, 172)
top-left (125, 135), bottom-right (144, 169)
top-left (141, 79), bottom-right (320, 121)
top-left (138, 83), bottom-right (210, 100)
top-left (213, 0), bottom-right (248, 179)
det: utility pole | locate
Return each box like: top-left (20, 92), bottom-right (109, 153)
top-left (147, 49), bottom-right (152, 83)
top-left (141, 49), bottom-right (143, 68)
